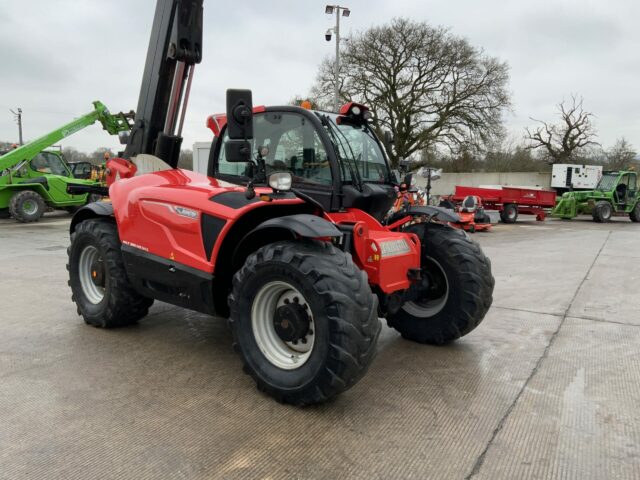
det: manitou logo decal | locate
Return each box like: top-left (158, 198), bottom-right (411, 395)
top-left (174, 206), bottom-right (198, 219)
top-left (142, 200), bottom-right (199, 220)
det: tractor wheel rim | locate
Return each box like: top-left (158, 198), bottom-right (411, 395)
top-left (22, 200), bottom-right (37, 215)
top-left (251, 281), bottom-right (315, 370)
top-left (79, 245), bottom-right (105, 305)
top-left (402, 256), bottom-right (449, 318)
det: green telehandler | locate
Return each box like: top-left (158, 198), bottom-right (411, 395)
top-left (552, 170), bottom-right (640, 222)
top-left (0, 101), bottom-right (132, 222)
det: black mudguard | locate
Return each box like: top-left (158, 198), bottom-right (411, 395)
top-left (250, 214), bottom-right (343, 239)
top-left (70, 201), bottom-right (114, 233)
top-left (387, 205), bottom-right (460, 225)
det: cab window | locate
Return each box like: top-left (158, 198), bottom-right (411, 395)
top-left (30, 152), bottom-right (69, 176)
top-left (217, 112), bottom-right (332, 186)
top-left (627, 173), bottom-right (637, 191)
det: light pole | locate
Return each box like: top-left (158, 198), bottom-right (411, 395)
top-left (325, 5), bottom-right (350, 112)
top-left (10, 108), bottom-right (23, 145)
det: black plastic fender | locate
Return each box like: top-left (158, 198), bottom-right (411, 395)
top-left (387, 205), bottom-right (460, 225)
top-left (70, 201), bottom-right (114, 233)
top-left (232, 214), bottom-right (343, 270)
top-left (250, 214), bottom-right (343, 239)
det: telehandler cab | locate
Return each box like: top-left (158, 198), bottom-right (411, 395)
top-left (67, 0), bottom-right (494, 405)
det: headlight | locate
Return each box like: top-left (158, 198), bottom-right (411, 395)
top-left (379, 239), bottom-right (411, 258)
top-left (268, 172), bottom-right (292, 191)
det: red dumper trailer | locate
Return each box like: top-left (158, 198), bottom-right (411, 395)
top-left (451, 185), bottom-right (557, 223)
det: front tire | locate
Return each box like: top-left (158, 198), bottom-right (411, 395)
top-left (67, 219), bottom-right (153, 328)
top-left (229, 240), bottom-right (380, 405)
top-left (592, 201), bottom-right (612, 223)
top-left (387, 224), bottom-right (494, 344)
top-left (629, 203), bottom-right (640, 222)
top-left (9, 190), bottom-right (46, 222)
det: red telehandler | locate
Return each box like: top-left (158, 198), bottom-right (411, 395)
top-left (67, 0), bottom-right (494, 405)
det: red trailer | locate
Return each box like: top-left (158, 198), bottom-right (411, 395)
top-left (450, 185), bottom-right (557, 223)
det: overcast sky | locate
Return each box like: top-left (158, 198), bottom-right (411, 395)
top-left (1, 0), bottom-right (639, 155)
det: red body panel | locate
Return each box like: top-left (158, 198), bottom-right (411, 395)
top-left (326, 209), bottom-right (421, 293)
top-left (109, 168), bottom-right (304, 273)
top-left (107, 163), bottom-right (421, 295)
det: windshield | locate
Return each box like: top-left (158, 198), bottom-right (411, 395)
top-left (217, 112), bottom-right (333, 186)
top-left (320, 113), bottom-right (391, 184)
top-left (596, 173), bottom-right (619, 191)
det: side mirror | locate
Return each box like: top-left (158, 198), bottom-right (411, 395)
top-left (118, 131), bottom-right (130, 145)
top-left (226, 89), bottom-right (253, 140)
top-left (383, 130), bottom-right (394, 146)
top-left (225, 140), bottom-right (252, 164)
top-left (225, 89), bottom-right (254, 163)
top-left (398, 158), bottom-right (411, 172)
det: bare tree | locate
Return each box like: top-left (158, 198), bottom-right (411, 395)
top-left (309, 18), bottom-right (511, 166)
top-left (606, 137), bottom-right (637, 170)
top-left (525, 96), bottom-right (598, 164)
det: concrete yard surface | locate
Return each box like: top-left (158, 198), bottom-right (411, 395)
top-left (1, 213), bottom-right (639, 479)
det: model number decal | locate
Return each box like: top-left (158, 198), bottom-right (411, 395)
top-left (122, 240), bottom-right (149, 252)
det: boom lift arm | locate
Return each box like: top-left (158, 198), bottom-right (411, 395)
top-left (0, 101), bottom-right (132, 172)
top-left (122, 0), bottom-right (203, 168)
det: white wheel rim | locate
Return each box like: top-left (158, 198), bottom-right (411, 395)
top-left (79, 245), bottom-right (105, 304)
top-left (22, 199), bottom-right (38, 215)
top-left (402, 256), bottom-right (449, 318)
top-left (251, 281), bottom-right (315, 370)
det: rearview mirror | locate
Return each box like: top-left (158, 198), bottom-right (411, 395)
top-left (226, 89), bottom-right (253, 140)
top-left (225, 140), bottom-right (252, 163)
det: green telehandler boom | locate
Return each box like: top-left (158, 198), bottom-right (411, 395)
top-left (0, 101), bottom-right (133, 222)
top-left (551, 170), bottom-right (640, 223)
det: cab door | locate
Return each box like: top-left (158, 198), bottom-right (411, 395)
top-left (625, 173), bottom-right (637, 211)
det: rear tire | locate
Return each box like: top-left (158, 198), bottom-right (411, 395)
top-left (629, 203), bottom-right (640, 223)
top-left (9, 190), bottom-right (45, 222)
top-left (67, 218), bottom-right (153, 328)
top-left (500, 203), bottom-right (518, 223)
top-left (592, 201), bottom-right (612, 223)
top-left (229, 240), bottom-right (380, 405)
top-left (387, 224), bottom-right (494, 344)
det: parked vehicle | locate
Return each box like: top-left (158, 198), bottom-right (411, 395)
top-left (66, 0), bottom-right (495, 406)
top-left (552, 170), bottom-right (640, 222)
top-left (0, 102), bottom-right (131, 222)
